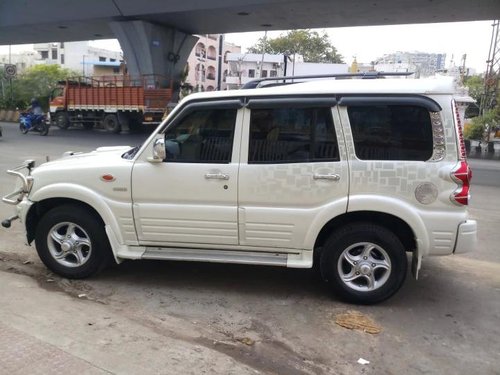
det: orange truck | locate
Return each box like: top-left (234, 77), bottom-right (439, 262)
top-left (48, 75), bottom-right (173, 133)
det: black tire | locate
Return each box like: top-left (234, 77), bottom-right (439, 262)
top-left (55, 112), bottom-right (70, 129)
top-left (320, 223), bottom-right (407, 304)
top-left (35, 205), bottom-right (113, 279)
top-left (19, 123), bottom-right (29, 134)
top-left (103, 114), bottom-right (121, 134)
top-left (39, 123), bottom-right (49, 136)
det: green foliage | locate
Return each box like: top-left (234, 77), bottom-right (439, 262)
top-left (463, 75), bottom-right (483, 102)
top-left (0, 64), bottom-right (76, 110)
top-left (465, 109), bottom-right (499, 140)
top-left (247, 30), bottom-right (344, 64)
top-left (179, 64), bottom-right (193, 99)
top-left (464, 121), bottom-right (485, 140)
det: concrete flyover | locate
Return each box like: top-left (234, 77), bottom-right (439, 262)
top-left (1, 0), bottom-right (499, 88)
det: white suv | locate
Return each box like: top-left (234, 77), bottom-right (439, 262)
top-left (2, 75), bottom-right (477, 304)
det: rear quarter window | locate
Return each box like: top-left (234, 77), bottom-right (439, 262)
top-left (348, 105), bottom-right (433, 161)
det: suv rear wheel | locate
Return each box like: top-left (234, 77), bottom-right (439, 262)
top-left (320, 223), bottom-right (407, 304)
top-left (35, 205), bottom-right (112, 279)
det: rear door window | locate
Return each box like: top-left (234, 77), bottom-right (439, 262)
top-left (348, 105), bottom-right (433, 161)
top-left (248, 107), bottom-right (339, 164)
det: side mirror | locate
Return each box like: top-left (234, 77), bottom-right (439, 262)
top-left (147, 138), bottom-right (166, 163)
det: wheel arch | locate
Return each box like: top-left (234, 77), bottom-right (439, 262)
top-left (26, 198), bottom-right (104, 244)
top-left (313, 211), bottom-right (417, 259)
top-left (27, 182), bottom-right (134, 261)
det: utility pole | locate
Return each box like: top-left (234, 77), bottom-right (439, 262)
top-left (9, 45), bottom-right (13, 107)
top-left (259, 30), bottom-right (268, 78)
top-left (460, 54), bottom-right (467, 84)
top-left (216, 34), bottom-right (224, 90)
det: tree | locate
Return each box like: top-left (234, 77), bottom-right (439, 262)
top-left (1, 64), bottom-right (76, 110)
top-left (463, 73), bottom-right (500, 139)
top-left (463, 75), bottom-right (483, 102)
top-left (247, 30), bottom-right (344, 64)
top-left (464, 109), bottom-right (499, 140)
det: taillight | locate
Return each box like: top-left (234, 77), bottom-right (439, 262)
top-left (452, 99), bottom-right (467, 161)
top-left (451, 100), bottom-right (471, 205)
top-left (451, 160), bottom-right (472, 205)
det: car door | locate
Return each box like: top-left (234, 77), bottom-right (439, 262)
top-left (238, 97), bottom-right (349, 250)
top-left (131, 99), bottom-right (243, 246)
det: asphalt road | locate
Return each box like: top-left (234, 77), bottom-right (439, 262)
top-left (1, 121), bottom-right (499, 374)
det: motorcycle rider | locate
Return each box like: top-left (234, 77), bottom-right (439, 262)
top-left (29, 98), bottom-right (44, 116)
top-left (26, 98), bottom-right (44, 126)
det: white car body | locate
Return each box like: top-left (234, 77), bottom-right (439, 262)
top-left (3, 76), bottom-right (477, 303)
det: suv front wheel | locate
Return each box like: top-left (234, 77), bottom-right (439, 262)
top-left (35, 205), bottom-right (112, 279)
top-left (320, 223), bottom-right (407, 304)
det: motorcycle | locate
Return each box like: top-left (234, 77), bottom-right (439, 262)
top-left (19, 112), bottom-right (49, 136)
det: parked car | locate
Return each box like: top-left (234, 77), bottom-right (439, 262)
top-left (2, 74), bottom-right (477, 304)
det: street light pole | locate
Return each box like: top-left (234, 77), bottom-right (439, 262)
top-left (259, 30), bottom-right (267, 78)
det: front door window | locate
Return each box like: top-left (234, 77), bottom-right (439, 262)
top-left (165, 108), bottom-right (237, 163)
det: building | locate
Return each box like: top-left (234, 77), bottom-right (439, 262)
top-left (33, 41), bottom-right (123, 76)
top-left (374, 51), bottom-right (446, 77)
top-left (184, 35), bottom-right (241, 92)
top-left (225, 53), bottom-right (349, 88)
top-left (292, 62), bottom-right (348, 76)
top-left (0, 51), bottom-right (39, 74)
top-left (225, 53), bottom-right (285, 89)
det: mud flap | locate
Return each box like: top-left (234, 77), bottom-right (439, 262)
top-left (411, 247), bottom-right (422, 280)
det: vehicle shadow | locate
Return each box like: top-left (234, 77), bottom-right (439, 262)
top-left (99, 258), bottom-right (332, 300)
top-left (88, 254), bottom-right (499, 311)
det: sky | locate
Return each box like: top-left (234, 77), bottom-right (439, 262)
top-left (0, 21), bottom-right (494, 73)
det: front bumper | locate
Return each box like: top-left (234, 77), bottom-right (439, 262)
top-left (2, 160), bottom-right (35, 228)
top-left (454, 220), bottom-right (477, 254)
top-left (2, 160), bottom-right (35, 205)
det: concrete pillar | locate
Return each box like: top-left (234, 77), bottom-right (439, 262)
top-left (110, 20), bottom-right (198, 93)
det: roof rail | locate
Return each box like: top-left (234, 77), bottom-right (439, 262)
top-left (241, 71), bottom-right (414, 89)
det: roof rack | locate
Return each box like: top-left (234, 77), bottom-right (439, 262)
top-left (241, 71), bottom-right (414, 89)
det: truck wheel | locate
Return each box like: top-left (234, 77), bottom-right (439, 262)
top-left (103, 114), bottom-right (121, 134)
top-left (320, 223), bottom-right (407, 304)
top-left (55, 112), bottom-right (70, 129)
top-left (35, 205), bottom-right (113, 279)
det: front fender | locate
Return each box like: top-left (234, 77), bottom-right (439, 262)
top-left (29, 183), bottom-right (137, 253)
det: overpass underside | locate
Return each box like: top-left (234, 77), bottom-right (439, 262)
top-left (0, 0), bottom-right (499, 88)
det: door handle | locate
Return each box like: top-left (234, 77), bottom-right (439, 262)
top-left (205, 173), bottom-right (229, 180)
top-left (313, 173), bottom-right (340, 181)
